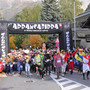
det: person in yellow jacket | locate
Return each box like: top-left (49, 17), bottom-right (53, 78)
top-left (75, 49), bottom-right (85, 61)
top-left (75, 49), bottom-right (85, 74)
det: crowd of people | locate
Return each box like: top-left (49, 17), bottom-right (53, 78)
top-left (1, 47), bottom-right (90, 80)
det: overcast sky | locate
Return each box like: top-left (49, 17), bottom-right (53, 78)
top-left (80, 0), bottom-right (90, 10)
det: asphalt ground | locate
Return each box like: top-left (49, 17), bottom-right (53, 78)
top-left (65, 71), bottom-right (90, 87)
top-left (0, 72), bottom-right (61, 90)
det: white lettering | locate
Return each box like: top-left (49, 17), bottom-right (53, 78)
top-left (66, 31), bottom-right (70, 51)
top-left (13, 24), bottom-right (17, 29)
top-left (17, 24), bottom-right (21, 29)
top-left (30, 25), bottom-right (34, 29)
top-left (26, 24), bottom-right (30, 29)
top-left (12, 23), bottom-right (59, 30)
top-left (21, 24), bottom-right (25, 29)
top-left (1, 33), bottom-right (6, 57)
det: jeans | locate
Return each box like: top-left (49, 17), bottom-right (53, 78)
top-left (44, 62), bottom-right (51, 75)
top-left (10, 67), bottom-right (13, 74)
top-left (13, 64), bottom-right (17, 71)
top-left (56, 66), bottom-right (62, 78)
top-left (6, 65), bottom-right (10, 74)
top-left (17, 60), bottom-right (21, 73)
top-left (25, 63), bottom-right (30, 75)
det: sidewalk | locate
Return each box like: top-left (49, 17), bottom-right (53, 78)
top-left (0, 73), bottom-right (61, 90)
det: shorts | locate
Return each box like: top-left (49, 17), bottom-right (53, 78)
top-left (36, 64), bottom-right (41, 68)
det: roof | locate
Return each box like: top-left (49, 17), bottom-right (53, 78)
top-left (76, 3), bottom-right (90, 28)
top-left (82, 16), bottom-right (90, 28)
top-left (76, 3), bottom-right (90, 19)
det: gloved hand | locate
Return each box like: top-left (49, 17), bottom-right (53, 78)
top-left (77, 52), bottom-right (79, 55)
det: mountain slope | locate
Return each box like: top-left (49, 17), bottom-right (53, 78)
top-left (0, 0), bottom-right (41, 20)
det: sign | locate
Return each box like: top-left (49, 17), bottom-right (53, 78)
top-left (42, 43), bottom-right (46, 47)
top-left (86, 35), bottom-right (90, 42)
top-left (25, 45), bottom-right (27, 48)
top-left (55, 38), bottom-right (59, 43)
top-left (66, 31), bottom-right (70, 51)
top-left (59, 23), bottom-right (62, 27)
top-left (8, 22), bottom-right (61, 34)
top-left (56, 43), bottom-right (59, 47)
top-left (42, 43), bottom-right (46, 50)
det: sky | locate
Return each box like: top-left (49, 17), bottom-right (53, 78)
top-left (79, 0), bottom-right (90, 10)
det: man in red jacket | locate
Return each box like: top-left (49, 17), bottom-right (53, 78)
top-left (55, 53), bottom-right (62, 79)
top-left (88, 52), bottom-right (90, 71)
top-left (67, 49), bottom-right (78, 74)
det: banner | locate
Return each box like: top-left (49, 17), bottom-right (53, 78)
top-left (0, 21), bottom-right (73, 58)
top-left (0, 22), bottom-right (9, 58)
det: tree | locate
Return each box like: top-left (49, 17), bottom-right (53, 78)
top-left (41, 0), bottom-right (61, 21)
top-left (41, 0), bottom-right (61, 48)
top-left (59, 0), bottom-right (84, 21)
top-left (13, 4), bottom-right (42, 49)
top-left (14, 34), bottom-right (27, 49)
top-left (15, 4), bottom-right (42, 22)
top-left (9, 36), bottom-right (16, 49)
top-left (28, 35), bottom-right (44, 48)
top-left (21, 38), bottom-right (29, 49)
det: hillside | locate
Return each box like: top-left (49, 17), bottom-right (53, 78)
top-left (0, 0), bottom-right (41, 20)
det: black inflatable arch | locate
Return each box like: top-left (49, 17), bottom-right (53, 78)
top-left (0, 21), bottom-right (72, 58)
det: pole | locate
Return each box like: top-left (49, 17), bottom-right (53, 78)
top-left (74, 0), bottom-right (76, 48)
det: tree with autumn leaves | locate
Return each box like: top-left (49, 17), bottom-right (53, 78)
top-left (9, 36), bottom-right (16, 49)
top-left (10, 35), bottom-right (44, 49)
top-left (21, 35), bottom-right (44, 48)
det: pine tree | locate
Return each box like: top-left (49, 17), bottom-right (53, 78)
top-left (41, 0), bottom-right (61, 48)
top-left (41, 0), bottom-right (61, 21)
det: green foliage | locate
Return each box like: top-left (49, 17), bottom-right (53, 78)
top-left (59, 0), bottom-right (84, 21)
top-left (15, 4), bottom-right (42, 22)
top-left (41, 34), bottom-right (48, 42)
top-left (12, 34), bottom-right (26, 49)
top-left (41, 0), bottom-right (61, 21)
top-left (41, 0), bottom-right (61, 48)
top-left (12, 4), bottom-right (43, 49)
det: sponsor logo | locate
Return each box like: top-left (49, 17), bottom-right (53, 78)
top-left (66, 31), bottom-right (70, 51)
top-left (1, 33), bottom-right (6, 57)
top-left (9, 23), bottom-right (59, 30)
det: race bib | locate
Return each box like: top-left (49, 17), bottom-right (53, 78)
top-left (20, 65), bottom-right (23, 68)
top-left (57, 60), bottom-right (61, 63)
top-left (47, 59), bottom-right (50, 62)
top-left (13, 62), bottom-right (15, 64)
top-left (37, 59), bottom-right (40, 62)
top-left (70, 60), bottom-right (73, 62)
top-left (10, 65), bottom-right (13, 67)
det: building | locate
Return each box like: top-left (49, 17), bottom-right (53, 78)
top-left (73, 3), bottom-right (90, 48)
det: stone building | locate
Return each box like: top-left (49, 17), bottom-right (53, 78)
top-left (73, 3), bottom-right (90, 48)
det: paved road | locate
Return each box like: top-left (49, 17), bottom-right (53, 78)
top-left (0, 73), bottom-right (61, 90)
top-left (51, 71), bottom-right (90, 90)
top-left (0, 71), bottom-right (90, 90)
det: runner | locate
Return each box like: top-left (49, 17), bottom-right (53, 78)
top-left (67, 49), bottom-right (78, 74)
top-left (55, 52), bottom-right (62, 79)
top-left (53, 52), bottom-right (57, 73)
top-left (75, 49), bottom-right (85, 74)
top-left (34, 52), bottom-right (42, 78)
top-left (43, 51), bottom-right (51, 75)
top-left (61, 50), bottom-right (67, 77)
top-left (25, 55), bottom-right (32, 76)
top-left (77, 51), bottom-right (90, 80)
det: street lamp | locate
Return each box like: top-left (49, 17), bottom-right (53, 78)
top-left (74, 0), bottom-right (76, 48)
